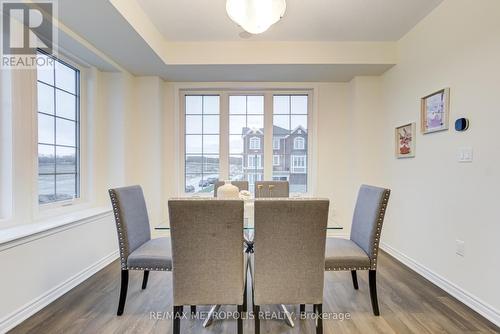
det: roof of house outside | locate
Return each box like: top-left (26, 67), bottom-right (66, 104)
top-left (242, 125), bottom-right (307, 137)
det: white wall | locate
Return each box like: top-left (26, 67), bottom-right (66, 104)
top-left (315, 80), bottom-right (383, 234)
top-left (0, 212), bottom-right (117, 332)
top-left (0, 65), bottom-right (123, 331)
top-left (0, 68), bottom-right (13, 220)
top-left (314, 83), bottom-right (352, 229)
top-left (161, 82), bottom-right (177, 221)
top-left (126, 76), bottom-right (166, 227)
top-left (99, 74), bottom-right (168, 227)
top-left (379, 0), bottom-right (500, 323)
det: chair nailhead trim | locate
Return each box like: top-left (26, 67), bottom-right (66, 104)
top-left (326, 267), bottom-right (371, 271)
top-left (128, 267), bottom-right (171, 271)
top-left (109, 190), bottom-right (128, 270)
top-left (370, 189), bottom-right (390, 270)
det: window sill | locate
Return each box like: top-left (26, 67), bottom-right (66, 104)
top-left (0, 206), bottom-right (112, 249)
top-left (36, 198), bottom-right (90, 219)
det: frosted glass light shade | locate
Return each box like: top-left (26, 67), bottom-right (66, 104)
top-left (226, 0), bottom-right (286, 34)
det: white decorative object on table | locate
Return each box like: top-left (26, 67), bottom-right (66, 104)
top-left (217, 181), bottom-right (240, 199)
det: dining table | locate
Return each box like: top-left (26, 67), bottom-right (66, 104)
top-left (155, 198), bottom-right (343, 328)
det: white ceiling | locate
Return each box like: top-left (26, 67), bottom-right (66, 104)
top-left (137, 0), bottom-right (443, 41)
top-left (58, 0), bottom-right (167, 74)
top-left (56, 0), bottom-right (442, 81)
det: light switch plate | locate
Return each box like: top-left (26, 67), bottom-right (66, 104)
top-left (456, 239), bottom-right (465, 256)
top-left (458, 147), bottom-right (473, 162)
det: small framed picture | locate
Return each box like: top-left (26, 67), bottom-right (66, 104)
top-left (421, 88), bottom-right (450, 134)
top-left (395, 123), bottom-right (416, 158)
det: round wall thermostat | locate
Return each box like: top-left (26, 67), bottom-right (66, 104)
top-left (455, 118), bottom-right (469, 131)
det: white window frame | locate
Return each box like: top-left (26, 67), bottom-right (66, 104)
top-left (34, 51), bottom-right (88, 214)
top-left (249, 137), bottom-right (261, 150)
top-left (272, 137), bottom-right (280, 150)
top-left (35, 50), bottom-right (83, 209)
top-left (273, 154), bottom-right (280, 166)
top-left (183, 94), bottom-right (221, 195)
top-left (178, 88), bottom-right (313, 196)
top-left (294, 136), bottom-right (305, 150)
top-left (291, 155), bottom-right (307, 174)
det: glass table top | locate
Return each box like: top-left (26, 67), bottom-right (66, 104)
top-left (155, 218), bottom-right (343, 231)
top-left (155, 224), bottom-right (343, 230)
top-left (156, 199), bottom-right (343, 231)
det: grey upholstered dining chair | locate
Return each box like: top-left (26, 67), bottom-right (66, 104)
top-left (254, 180), bottom-right (289, 198)
top-left (108, 185), bottom-right (172, 316)
top-left (251, 198), bottom-right (329, 334)
top-left (214, 180), bottom-right (249, 197)
top-left (168, 199), bottom-right (246, 334)
top-left (324, 185), bottom-right (390, 316)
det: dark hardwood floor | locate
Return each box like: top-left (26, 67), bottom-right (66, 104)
top-left (10, 251), bottom-right (499, 333)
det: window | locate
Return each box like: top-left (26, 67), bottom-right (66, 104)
top-left (248, 154), bottom-right (262, 168)
top-left (37, 51), bottom-right (80, 204)
top-left (184, 95), bottom-right (220, 194)
top-left (272, 137), bottom-right (280, 150)
top-left (229, 95), bottom-right (264, 191)
top-left (294, 137), bottom-right (305, 150)
top-left (249, 137), bottom-right (260, 149)
top-left (273, 155), bottom-right (280, 166)
top-left (182, 91), bottom-right (310, 195)
top-left (291, 155), bottom-right (307, 174)
top-left (273, 95), bottom-right (308, 192)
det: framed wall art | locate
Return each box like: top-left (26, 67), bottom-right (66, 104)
top-left (395, 122), bottom-right (416, 158)
top-left (421, 88), bottom-right (450, 134)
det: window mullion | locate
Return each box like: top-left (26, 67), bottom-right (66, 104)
top-left (219, 92), bottom-right (229, 181)
top-left (201, 96), bottom-right (205, 185)
top-left (263, 92), bottom-right (273, 180)
top-left (53, 64), bottom-right (57, 198)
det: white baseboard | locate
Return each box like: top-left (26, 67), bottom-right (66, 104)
top-left (381, 242), bottom-right (500, 328)
top-left (0, 250), bottom-right (119, 333)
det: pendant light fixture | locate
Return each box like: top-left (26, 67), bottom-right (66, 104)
top-left (226, 0), bottom-right (286, 35)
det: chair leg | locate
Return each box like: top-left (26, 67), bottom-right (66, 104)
top-left (369, 270), bottom-right (380, 316)
top-left (351, 270), bottom-right (359, 290)
top-left (315, 304), bottom-right (323, 334)
top-left (243, 280), bottom-right (248, 312)
top-left (300, 304), bottom-right (305, 313)
top-left (117, 270), bottom-right (129, 316)
top-left (237, 305), bottom-right (243, 334)
top-left (141, 270), bottom-right (149, 290)
top-left (173, 305), bottom-right (182, 334)
top-left (254, 305), bottom-right (260, 334)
